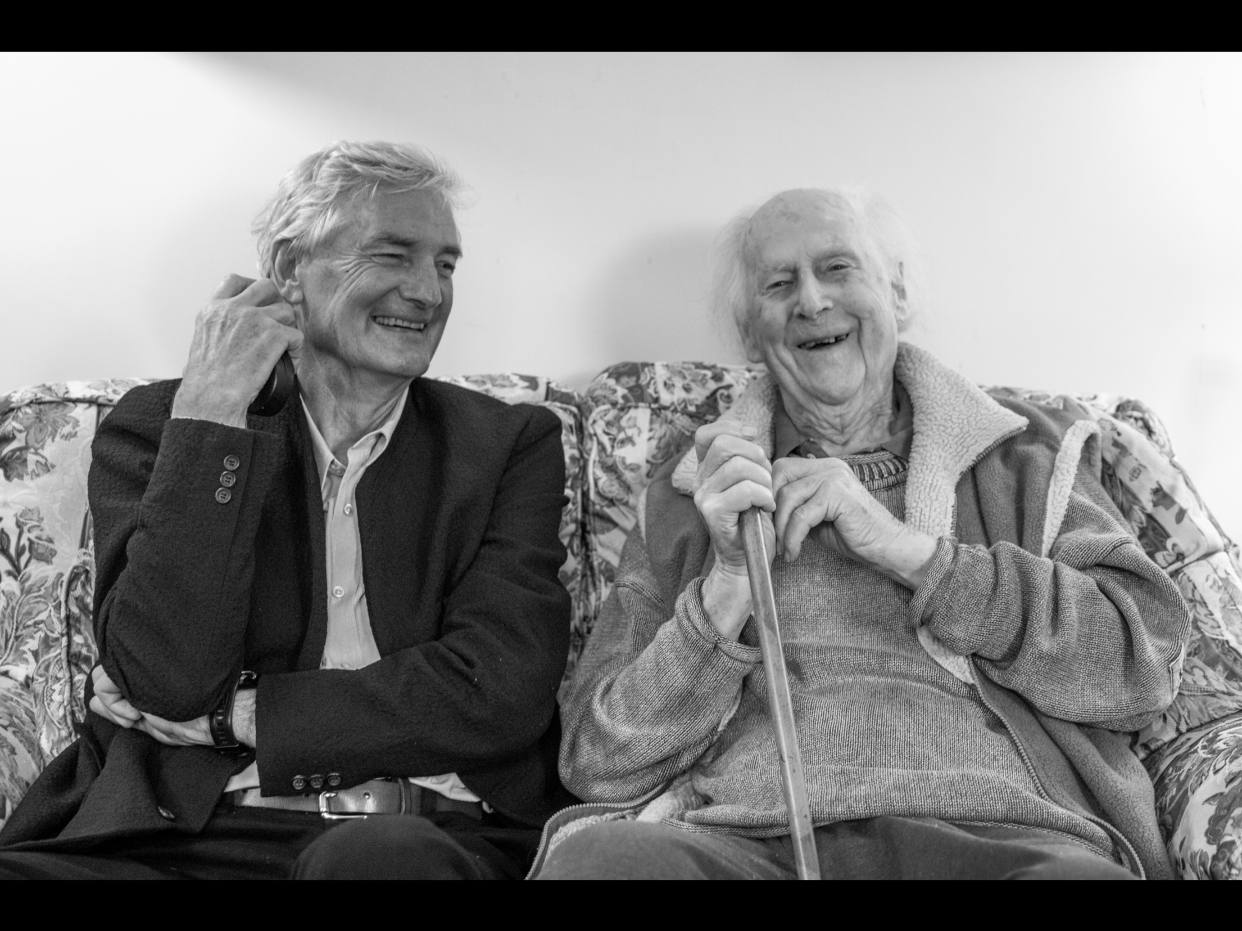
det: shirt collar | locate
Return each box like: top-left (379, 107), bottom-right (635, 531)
top-left (773, 380), bottom-right (914, 461)
top-left (302, 388), bottom-right (409, 493)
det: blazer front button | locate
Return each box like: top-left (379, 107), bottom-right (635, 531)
top-left (157, 805), bottom-right (176, 822)
top-left (224, 455), bottom-right (240, 471)
top-left (215, 488), bottom-right (232, 504)
top-left (309, 774), bottom-right (324, 790)
top-left (292, 775), bottom-right (307, 791)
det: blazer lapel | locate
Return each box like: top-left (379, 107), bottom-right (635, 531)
top-left (357, 382), bottom-right (444, 655)
top-left (284, 398), bottom-right (330, 672)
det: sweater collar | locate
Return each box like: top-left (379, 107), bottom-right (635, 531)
top-left (671, 342), bottom-right (1027, 537)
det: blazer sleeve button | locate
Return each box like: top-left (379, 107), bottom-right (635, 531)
top-left (215, 488), bottom-right (232, 504)
top-left (224, 455), bottom-right (241, 471)
top-left (292, 775), bottom-right (307, 791)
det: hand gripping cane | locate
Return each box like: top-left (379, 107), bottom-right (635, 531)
top-left (740, 508), bottom-right (821, 880)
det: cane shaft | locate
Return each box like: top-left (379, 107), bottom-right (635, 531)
top-left (740, 508), bottom-right (821, 881)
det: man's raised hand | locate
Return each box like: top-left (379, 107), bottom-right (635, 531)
top-left (170, 274), bottom-right (304, 427)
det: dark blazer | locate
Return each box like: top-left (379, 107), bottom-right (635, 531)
top-left (0, 377), bottom-right (573, 849)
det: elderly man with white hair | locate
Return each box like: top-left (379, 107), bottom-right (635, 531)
top-left (0, 142), bottom-right (572, 879)
top-left (537, 188), bottom-right (1191, 880)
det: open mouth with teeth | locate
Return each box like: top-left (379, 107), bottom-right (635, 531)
top-left (373, 315), bottom-right (427, 332)
top-left (797, 333), bottom-right (850, 350)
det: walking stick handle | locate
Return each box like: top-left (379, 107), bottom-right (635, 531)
top-left (739, 507), bottom-right (821, 880)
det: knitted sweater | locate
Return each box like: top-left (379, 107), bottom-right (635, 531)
top-left (680, 453), bottom-right (1113, 855)
top-left (552, 343), bottom-right (1191, 879)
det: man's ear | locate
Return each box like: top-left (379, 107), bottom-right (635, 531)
top-left (272, 242), bottom-right (304, 305)
top-left (891, 261), bottom-right (909, 324)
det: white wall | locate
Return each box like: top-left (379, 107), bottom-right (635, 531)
top-left (3, 52), bottom-right (1240, 532)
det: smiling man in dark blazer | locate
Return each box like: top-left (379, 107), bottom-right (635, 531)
top-left (0, 141), bottom-right (572, 879)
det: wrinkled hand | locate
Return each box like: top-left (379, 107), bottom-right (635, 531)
top-left (171, 274), bottom-right (304, 427)
top-left (692, 420), bottom-right (777, 573)
top-left (90, 666), bottom-right (213, 747)
top-left (772, 456), bottom-right (937, 589)
top-left (691, 421), bottom-right (776, 639)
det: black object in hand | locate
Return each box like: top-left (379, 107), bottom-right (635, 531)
top-left (248, 353), bottom-right (296, 417)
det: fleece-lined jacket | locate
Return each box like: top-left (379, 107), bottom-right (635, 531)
top-left (555, 343), bottom-right (1190, 879)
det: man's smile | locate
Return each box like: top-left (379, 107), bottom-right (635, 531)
top-left (796, 332), bottom-right (850, 351)
top-left (372, 315), bottom-right (427, 332)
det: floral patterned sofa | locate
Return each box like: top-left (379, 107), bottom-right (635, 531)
top-left (3, 366), bottom-right (1242, 879)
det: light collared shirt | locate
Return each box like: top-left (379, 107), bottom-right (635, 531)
top-left (224, 390), bottom-right (479, 803)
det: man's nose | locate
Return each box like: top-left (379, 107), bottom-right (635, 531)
top-left (794, 273), bottom-right (832, 318)
top-left (397, 259), bottom-right (441, 308)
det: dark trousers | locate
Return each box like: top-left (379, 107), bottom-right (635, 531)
top-left (0, 806), bottom-right (540, 880)
top-left (535, 816), bottom-right (1139, 880)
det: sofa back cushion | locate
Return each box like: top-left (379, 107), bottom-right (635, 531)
top-left (581, 363), bottom-right (1242, 759)
top-left (580, 362), bottom-right (763, 660)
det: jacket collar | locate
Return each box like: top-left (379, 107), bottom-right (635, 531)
top-left (671, 342), bottom-right (1027, 537)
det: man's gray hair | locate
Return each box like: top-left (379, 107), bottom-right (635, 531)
top-left (252, 141), bottom-right (465, 278)
top-left (712, 187), bottom-right (926, 349)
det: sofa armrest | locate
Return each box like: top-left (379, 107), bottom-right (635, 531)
top-left (0, 677), bottom-right (41, 833)
top-left (1147, 712), bottom-right (1242, 880)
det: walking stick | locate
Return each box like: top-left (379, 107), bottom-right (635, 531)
top-left (740, 507), bottom-right (821, 880)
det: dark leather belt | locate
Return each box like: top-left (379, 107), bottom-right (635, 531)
top-left (226, 778), bottom-right (484, 821)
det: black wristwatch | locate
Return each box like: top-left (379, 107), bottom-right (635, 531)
top-left (210, 670), bottom-right (259, 750)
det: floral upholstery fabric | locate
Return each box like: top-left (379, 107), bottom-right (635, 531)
top-left (1, 380), bottom-right (148, 830)
top-left (1146, 713), bottom-right (1242, 880)
top-left (581, 362), bottom-right (764, 635)
top-left (0, 375), bottom-right (585, 831)
top-left (582, 362), bottom-right (1242, 879)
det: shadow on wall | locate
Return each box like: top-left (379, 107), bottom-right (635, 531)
top-left (582, 227), bottom-right (739, 380)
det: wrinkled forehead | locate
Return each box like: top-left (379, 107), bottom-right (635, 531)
top-left (336, 186), bottom-right (460, 250)
top-left (744, 195), bottom-right (870, 274)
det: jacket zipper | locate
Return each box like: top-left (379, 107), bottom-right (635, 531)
top-left (971, 664), bottom-right (1146, 878)
top-left (963, 421), bottom-right (1147, 877)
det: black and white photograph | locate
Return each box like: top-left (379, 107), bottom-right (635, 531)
top-left (0, 52), bottom-right (1239, 880)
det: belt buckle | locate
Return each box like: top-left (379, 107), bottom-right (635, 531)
top-left (318, 790), bottom-right (369, 821)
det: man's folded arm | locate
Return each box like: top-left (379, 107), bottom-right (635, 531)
top-left (91, 383), bottom-right (278, 720)
top-left (253, 410), bottom-right (571, 790)
top-left (913, 463), bottom-right (1192, 731)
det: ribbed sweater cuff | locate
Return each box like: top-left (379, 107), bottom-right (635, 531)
top-left (908, 535), bottom-right (958, 627)
top-left (676, 577), bottom-right (764, 668)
